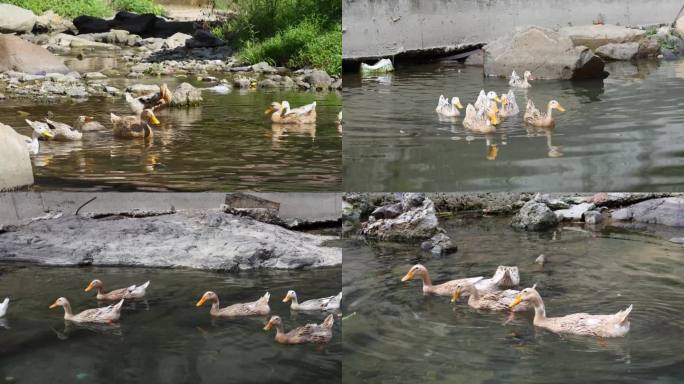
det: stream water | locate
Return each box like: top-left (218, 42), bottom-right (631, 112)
top-left (343, 59), bottom-right (684, 192)
top-left (1, 58), bottom-right (341, 192)
top-left (342, 217), bottom-right (684, 383)
top-left (0, 264), bottom-right (341, 384)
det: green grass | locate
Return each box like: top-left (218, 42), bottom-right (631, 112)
top-left (212, 0), bottom-right (341, 75)
top-left (5, 0), bottom-right (165, 19)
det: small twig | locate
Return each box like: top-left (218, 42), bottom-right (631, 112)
top-left (75, 196), bottom-right (97, 216)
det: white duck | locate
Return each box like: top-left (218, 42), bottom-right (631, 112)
top-left (498, 90), bottom-right (520, 118)
top-left (0, 298), bottom-right (9, 318)
top-left (283, 290), bottom-right (342, 311)
top-left (509, 70), bottom-right (534, 88)
top-left (435, 96), bottom-right (464, 117)
top-left (20, 120), bottom-right (54, 154)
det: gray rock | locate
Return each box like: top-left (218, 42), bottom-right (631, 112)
top-left (484, 26), bottom-right (606, 80)
top-left (0, 211), bottom-right (341, 270)
top-left (258, 79), bottom-right (279, 88)
top-left (420, 232), bottom-right (458, 256)
top-left (126, 84), bottom-right (160, 96)
top-left (595, 42), bottom-right (639, 61)
top-left (35, 10), bottom-right (74, 34)
top-left (84, 72), bottom-right (107, 80)
top-left (554, 202), bottom-right (596, 221)
top-left (611, 197), bottom-right (684, 227)
top-left (638, 35), bottom-right (661, 58)
top-left (163, 32), bottom-right (192, 50)
top-left (370, 202), bottom-right (403, 220)
top-left (65, 85), bottom-right (88, 98)
top-left (670, 237), bottom-right (684, 245)
top-left (331, 78), bottom-right (342, 90)
top-left (233, 77), bottom-right (252, 89)
top-left (170, 82), bottom-right (203, 107)
top-left (560, 24), bottom-right (646, 50)
top-left (583, 211), bottom-right (603, 225)
top-left (251, 61), bottom-right (277, 73)
top-left (464, 49), bottom-right (484, 66)
top-left (0, 4), bottom-right (36, 33)
top-left (361, 194), bottom-right (439, 241)
top-left (0, 34), bottom-right (69, 74)
top-left (511, 201), bottom-right (559, 231)
top-left (0, 122), bottom-right (33, 190)
top-left (304, 69), bottom-right (333, 90)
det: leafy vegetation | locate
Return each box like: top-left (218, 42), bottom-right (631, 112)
top-left (212, 0), bottom-right (341, 75)
top-left (5, 0), bottom-right (165, 19)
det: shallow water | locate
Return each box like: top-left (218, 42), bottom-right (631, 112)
top-left (343, 60), bottom-right (684, 192)
top-left (2, 68), bottom-right (341, 191)
top-left (0, 264), bottom-right (341, 383)
top-left (342, 217), bottom-right (684, 383)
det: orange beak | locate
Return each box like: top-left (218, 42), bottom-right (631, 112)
top-left (509, 295), bottom-right (523, 308)
top-left (401, 270), bottom-right (415, 282)
top-left (555, 104), bottom-right (566, 112)
top-left (49, 301), bottom-right (59, 309)
top-left (263, 319), bottom-right (273, 331)
top-left (282, 294), bottom-right (291, 303)
top-left (265, 106), bottom-right (275, 115)
top-left (450, 287), bottom-right (462, 303)
top-left (195, 296), bottom-right (207, 307)
top-left (84, 281), bottom-right (96, 292)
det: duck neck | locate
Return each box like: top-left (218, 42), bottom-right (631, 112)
top-left (419, 271), bottom-right (433, 289)
top-left (289, 295), bottom-right (299, 306)
top-left (467, 284), bottom-right (481, 304)
top-left (273, 323), bottom-right (287, 342)
top-left (532, 298), bottom-right (547, 323)
top-left (209, 298), bottom-right (221, 316)
top-left (546, 103), bottom-right (554, 119)
top-left (62, 302), bottom-right (74, 320)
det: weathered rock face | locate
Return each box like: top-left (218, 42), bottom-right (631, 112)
top-left (163, 32), bottom-right (192, 50)
top-left (361, 194), bottom-right (440, 241)
top-left (0, 123), bottom-right (34, 190)
top-left (0, 211), bottom-right (341, 270)
top-left (484, 26), bottom-right (606, 80)
top-left (560, 25), bottom-right (646, 50)
top-left (595, 42), bottom-right (639, 61)
top-left (421, 233), bottom-right (458, 256)
top-left (170, 82), bottom-right (203, 107)
top-left (554, 202), bottom-right (595, 221)
top-left (611, 197), bottom-right (684, 227)
top-left (35, 10), bottom-right (75, 34)
top-left (0, 34), bottom-right (69, 74)
top-left (511, 200), bottom-right (559, 231)
top-left (0, 4), bottom-right (36, 33)
top-left (676, 16), bottom-right (684, 39)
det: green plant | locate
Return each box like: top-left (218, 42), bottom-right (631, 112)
top-left (291, 26), bottom-right (342, 76)
top-left (4, 0), bottom-right (112, 18)
top-left (111, 0), bottom-right (165, 15)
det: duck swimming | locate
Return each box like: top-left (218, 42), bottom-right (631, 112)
top-left (264, 314), bottom-right (334, 344)
top-left (463, 104), bottom-right (495, 134)
top-left (435, 95), bottom-right (464, 117)
top-left (74, 116), bottom-right (106, 131)
top-left (196, 291), bottom-right (270, 317)
top-left (26, 119), bottom-right (82, 141)
top-left (524, 99), bottom-right (566, 128)
top-left (125, 83), bottom-right (172, 114)
top-left (0, 298), bottom-right (8, 318)
top-left (21, 120), bottom-right (54, 154)
top-left (265, 101), bottom-right (317, 124)
top-left (111, 109), bottom-right (159, 139)
top-left (509, 70), bottom-right (534, 88)
top-left (451, 281), bottom-right (531, 312)
top-left (283, 290), bottom-right (342, 311)
top-left (509, 285), bottom-right (633, 338)
top-left (49, 297), bottom-right (124, 324)
top-left (401, 264), bottom-right (519, 297)
top-left (85, 279), bottom-right (150, 301)
top-left (498, 90), bottom-right (520, 118)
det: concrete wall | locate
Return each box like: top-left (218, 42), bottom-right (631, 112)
top-left (0, 192), bottom-right (342, 226)
top-left (342, 0), bottom-right (682, 60)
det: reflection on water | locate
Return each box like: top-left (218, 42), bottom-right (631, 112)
top-left (342, 217), bottom-right (684, 383)
top-left (343, 60), bottom-right (684, 191)
top-left (1, 74), bottom-right (342, 191)
top-left (0, 265), bottom-right (341, 383)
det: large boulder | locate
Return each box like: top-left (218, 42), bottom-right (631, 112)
top-left (0, 123), bottom-right (33, 190)
top-left (0, 34), bottom-right (69, 74)
top-left (560, 25), bottom-right (646, 50)
top-left (511, 200), bottom-right (559, 231)
top-left (595, 42), bottom-right (639, 61)
top-left (612, 197), bottom-right (684, 227)
top-left (484, 26), bottom-right (606, 80)
top-left (0, 4), bottom-right (36, 33)
top-left (361, 193), bottom-right (440, 241)
top-left (170, 82), bottom-right (203, 107)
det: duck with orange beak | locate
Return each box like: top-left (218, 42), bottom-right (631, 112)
top-left (524, 99), bottom-right (566, 128)
top-left (195, 291), bottom-right (270, 317)
top-left (85, 279), bottom-right (150, 301)
top-left (49, 297), bottom-right (124, 323)
top-left (263, 314), bottom-right (334, 344)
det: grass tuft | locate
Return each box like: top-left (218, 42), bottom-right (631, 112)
top-left (4, 0), bottom-right (165, 19)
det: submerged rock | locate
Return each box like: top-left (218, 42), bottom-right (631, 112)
top-left (511, 200), bottom-right (559, 231)
top-left (420, 233), bottom-right (458, 256)
top-left (484, 26), bottom-right (606, 80)
top-left (0, 211), bottom-right (341, 270)
top-left (361, 193), bottom-right (440, 241)
top-left (0, 34), bottom-right (69, 74)
top-left (611, 197), bottom-right (684, 227)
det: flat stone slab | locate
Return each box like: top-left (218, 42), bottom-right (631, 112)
top-left (0, 211), bottom-right (341, 270)
top-left (612, 197), bottom-right (684, 227)
top-left (560, 25), bottom-right (646, 50)
top-left (555, 202), bottom-right (596, 221)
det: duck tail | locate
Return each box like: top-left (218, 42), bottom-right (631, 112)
top-left (1, 297), bottom-right (8, 306)
top-left (257, 292), bottom-right (270, 305)
top-left (321, 313), bottom-right (334, 329)
top-left (139, 280), bottom-right (151, 290)
top-left (617, 304), bottom-right (633, 325)
top-left (113, 298), bottom-right (125, 312)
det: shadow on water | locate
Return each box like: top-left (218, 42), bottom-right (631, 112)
top-left (343, 59), bottom-right (684, 192)
top-left (1, 70), bottom-right (342, 192)
top-left (342, 216), bottom-right (684, 384)
top-left (0, 265), bottom-right (341, 384)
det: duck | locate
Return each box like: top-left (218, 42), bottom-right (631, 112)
top-left (474, 91), bottom-right (501, 125)
top-left (498, 90), bottom-right (520, 118)
top-left (85, 279), bottom-right (150, 301)
top-left (401, 264), bottom-right (519, 297)
top-left (26, 119), bottom-right (82, 141)
top-left (195, 291), bottom-right (270, 317)
top-left (509, 70), bottom-right (534, 88)
top-left (74, 116), bottom-right (106, 131)
top-left (336, 110), bottom-right (343, 133)
top-left (49, 297), bottom-right (124, 324)
top-left (20, 120), bottom-right (54, 154)
top-left (263, 314), bottom-right (334, 344)
top-left (125, 83), bottom-right (172, 114)
top-left (360, 58), bottom-right (394, 74)
top-left (435, 95), bottom-right (464, 117)
top-left (509, 285), bottom-right (633, 338)
top-left (463, 104), bottom-right (495, 134)
top-left (451, 281), bottom-right (531, 312)
top-left (524, 99), bottom-right (565, 128)
top-left (0, 298), bottom-right (8, 318)
top-left (110, 109), bottom-right (159, 139)
top-left (283, 290), bottom-right (342, 311)
top-left (265, 101), bottom-right (317, 124)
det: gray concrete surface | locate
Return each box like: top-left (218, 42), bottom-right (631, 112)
top-left (342, 0), bottom-right (682, 61)
top-left (0, 192), bottom-right (342, 226)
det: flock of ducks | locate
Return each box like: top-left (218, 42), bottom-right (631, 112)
top-left (435, 70), bottom-right (567, 133)
top-left (1, 279), bottom-right (341, 345)
top-left (401, 264), bottom-right (633, 338)
top-left (13, 83), bottom-right (334, 156)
